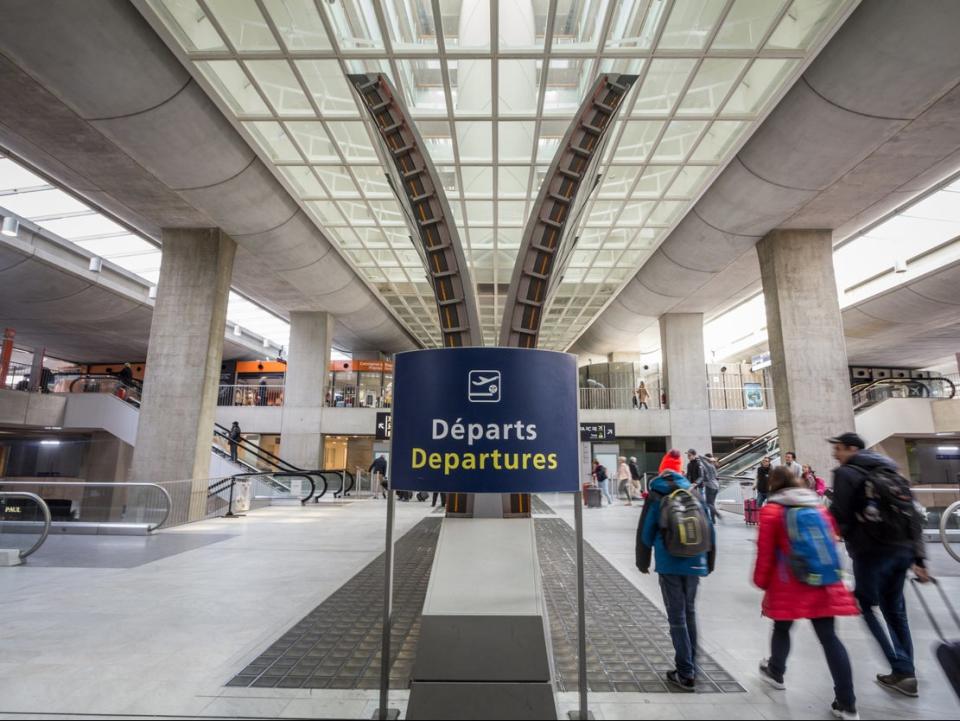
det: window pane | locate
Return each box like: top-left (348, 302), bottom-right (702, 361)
top-left (631, 166), bottom-right (677, 198)
top-left (543, 58), bottom-right (595, 115)
top-left (396, 59), bottom-right (448, 116)
top-left (651, 120), bottom-right (707, 162)
top-left (499, 121), bottom-right (536, 163)
top-left (198, 61), bottom-right (269, 115)
top-left (668, 165), bottom-right (713, 197)
top-left (722, 59), bottom-right (797, 115)
top-left (351, 166), bottom-right (393, 196)
top-left (713, 0), bottom-right (786, 50)
top-left (677, 59), bottom-right (749, 115)
top-left (499, 59), bottom-right (539, 116)
top-left (205, 0), bottom-right (278, 51)
top-left (606, 0), bottom-right (665, 50)
top-left (462, 167), bottom-right (493, 196)
top-left (617, 121), bottom-right (663, 161)
top-left (552, 0), bottom-right (610, 51)
top-left (326, 121), bottom-right (377, 160)
top-left (499, 1), bottom-right (547, 50)
top-left (244, 121), bottom-right (301, 162)
top-left (383, 0), bottom-right (437, 49)
top-left (321, 0), bottom-right (384, 50)
top-left (314, 166), bottom-right (359, 195)
top-left (278, 166), bottom-right (327, 198)
top-left (456, 122), bottom-right (493, 162)
top-left (286, 121), bottom-right (339, 162)
top-left (498, 166), bottom-right (529, 197)
top-left (690, 121), bottom-right (746, 162)
top-left (451, 60), bottom-right (493, 116)
top-left (658, 0), bottom-right (726, 50)
top-left (152, 0), bottom-right (225, 51)
top-left (418, 121), bottom-right (455, 163)
top-left (245, 60), bottom-right (313, 116)
top-left (632, 59), bottom-right (696, 116)
top-left (263, 0), bottom-right (331, 50)
top-left (767, 0), bottom-right (843, 50)
top-left (296, 61), bottom-right (359, 117)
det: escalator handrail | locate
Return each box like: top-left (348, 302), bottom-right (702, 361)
top-left (209, 471), bottom-right (324, 505)
top-left (0, 491), bottom-right (52, 559)
top-left (715, 428), bottom-right (778, 469)
top-left (852, 376), bottom-right (956, 408)
top-left (214, 423), bottom-right (303, 472)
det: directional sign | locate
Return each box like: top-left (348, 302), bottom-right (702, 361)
top-left (390, 347), bottom-right (579, 493)
top-left (579, 422), bottom-right (615, 441)
top-left (375, 412), bottom-right (392, 440)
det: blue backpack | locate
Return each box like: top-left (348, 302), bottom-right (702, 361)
top-left (785, 507), bottom-right (842, 586)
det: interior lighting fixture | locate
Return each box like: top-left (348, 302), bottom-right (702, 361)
top-left (938, 446), bottom-right (960, 452)
top-left (234, 325), bottom-right (242, 337)
top-left (88, 257), bottom-right (103, 272)
top-left (262, 337), bottom-right (270, 348)
top-left (40, 439), bottom-right (61, 445)
top-left (1, 216), bottom-right (19, 237)
top-left (894, 259), bottom-right (908, 273)
top-left (148, 285), bottom-right (158, 300)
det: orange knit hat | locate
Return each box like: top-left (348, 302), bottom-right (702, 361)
top-left (658, 449), bottom-right (683, 474)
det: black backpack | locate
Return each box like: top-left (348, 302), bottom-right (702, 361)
top-left (657, 481), bottom-right (712, 558)
top-left (856, 466), bottom-right (921, 544)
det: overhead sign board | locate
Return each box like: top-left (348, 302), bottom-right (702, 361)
top-left (375, 412), bottom-right (392, 440)
top-left (751, 351), bottom-right (772, 372)
top-left (580, 422), bottom-right (615, 441)
top-left (391, 348), bottom-right (580, 493)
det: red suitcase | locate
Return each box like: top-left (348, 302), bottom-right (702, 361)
top-left (744, 498), bottom-right (759, 525)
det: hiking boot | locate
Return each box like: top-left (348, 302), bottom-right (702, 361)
top-left (666, 670), bottom-right (695, 692)
top-left (831, 699), bottom-right (859, 720)
top-left (877, 672), bottom-right (918, 697)
top-left (758, 659), bottom-right (785, 690)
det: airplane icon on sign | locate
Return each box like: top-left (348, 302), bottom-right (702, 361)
top-left (468, 370), bottom-right (501, 402)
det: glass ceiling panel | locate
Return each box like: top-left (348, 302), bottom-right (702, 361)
top-left (145, 0), bottom-right (855, 350)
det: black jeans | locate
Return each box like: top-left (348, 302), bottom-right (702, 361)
top-left (229, 443), bottom-right (238, 463)
top-left (431, 492), bottom-right (446, 507)
top-left (704, 487), bottom-right (719, 522)
top-left (659, 575), bottom-right (699, 680)
top-left (853, 549), bottom-right (915, 675)
top-left (769, 617), bottom-right (855, 708)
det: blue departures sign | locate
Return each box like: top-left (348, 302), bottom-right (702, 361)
top-left (391, 347), bottom-right (580, 493)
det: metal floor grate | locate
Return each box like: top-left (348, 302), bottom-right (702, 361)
top-left (227, 505), bottom-right (743, 694)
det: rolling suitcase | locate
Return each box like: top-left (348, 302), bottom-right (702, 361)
top-left (585, 485), bottom-right (602, 508)
top-left (744, 498), bottom-right (759, 525)
top-left (911, 578), bottom-right (960, 700)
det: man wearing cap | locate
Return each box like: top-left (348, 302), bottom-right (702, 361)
top-left (828, 432), bottom-right (928, 699)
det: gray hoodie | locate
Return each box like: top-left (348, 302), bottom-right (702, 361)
top-left (769, 487), bottom-right (820, 508)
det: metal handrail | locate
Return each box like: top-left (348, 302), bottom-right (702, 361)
top-left (0, 491), bottom-right (52, 559)
top-left (0, 481), bottom-right (172, 532)
top-left (213, 423), bottom-right (302, 472)
top-left (939, 499), bottom-right (960, 564)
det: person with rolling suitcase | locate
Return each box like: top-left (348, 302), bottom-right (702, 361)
top-left (591, 458), bottom-right (613, 506)
top-left (744, 496), bottom-right (759, 526)
top-left (911, 578), bottom-right (960, 700)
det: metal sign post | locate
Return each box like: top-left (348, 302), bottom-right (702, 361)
top-left (375, 484), bottom-right (399, 720)
top-left (568, 490), bottom-right (593, 720)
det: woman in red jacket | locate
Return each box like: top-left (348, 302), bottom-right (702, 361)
top-left (753, 467), bottom-right (860, 720)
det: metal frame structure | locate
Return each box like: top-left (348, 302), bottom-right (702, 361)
top-left (349, 73), bottom-right (483, 348)
top-left (500, 73), bottom-right (637, 348)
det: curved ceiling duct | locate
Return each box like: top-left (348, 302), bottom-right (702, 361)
top-left (499, 74), bottom-right (637, 349)
top-left (349, 73), bottom-right (483, 348)
top-left (0, 0), bottom-right (418, 354)
top-left (570, 0), bottom-right (960, 357)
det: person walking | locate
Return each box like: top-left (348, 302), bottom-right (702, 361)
top-left (617, 456), bottom-right (633, 505)
top-left (755, 456), bottom-right (772, 507)
top-left (628, 456), bottom-right (643, 498)
top-left (801, 464), bottom-right (827, 499)
top-left (701, 453), bottom-right (721, 522)
top-left (592, 459), bottom-right (614, 506)
top-left (370, 454), bottom-right (388, 498)
top-left (779, 451), bottom-right (802, 478)
top-left (685, 449), bottom-right (703, 489)
top-left (754, 466), bottom-right (860, 720)
top-left (431, 491), bottom-right (446, 508)
top-left (257, 377), bottom-right (268, 406)
top-left (636, 381), bottom-right (650, 409)
top-left (636, 449), bottom-right (715, 691)
top-left (228, 421), bottom-right (242, 463)
top-left (828, 432), bottom-right (928, 698)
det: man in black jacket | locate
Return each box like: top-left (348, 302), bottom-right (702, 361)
top-left (828, 432), bottom-right (928, 699)
top-left (685, 449), bottom-right (702, 488)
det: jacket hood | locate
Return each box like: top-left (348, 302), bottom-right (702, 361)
top-left (651, 471), bottom-right (689, 493)
top-left (770, 487), bottom-right (820, 507)
top-left (846, 450), bottom-right (898, 473)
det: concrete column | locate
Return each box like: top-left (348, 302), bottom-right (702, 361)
top-left (659, 313), bottom-right (712, 455)
top-left (130, 228), bottom-right (235, 520)
top-left (280, 311), bottom-right (334, 470)
top-left (758, 229), bottom-right (854, 478)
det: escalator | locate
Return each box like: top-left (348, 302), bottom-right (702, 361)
top-left (716, 376), bottom-right (957, 485)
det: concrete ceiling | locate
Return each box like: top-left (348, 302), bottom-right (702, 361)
top-left (571, 0), bottom-right (960, 357)
top-left (0, 222), bottom-right (273, 363)
top-left (0, 0), bottom-right (418, 354)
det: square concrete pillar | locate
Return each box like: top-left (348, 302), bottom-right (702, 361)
top-left (660, 313), bottom-right (712, 456)
top-left (130, 228), bottom-right (236, 520)
top-left (758, 229), bottom-right (855, 478)
top-left (280, 311), bottom-right (334, 470)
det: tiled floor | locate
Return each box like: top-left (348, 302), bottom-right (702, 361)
top-left (1, 495), bottom-right (958, 719)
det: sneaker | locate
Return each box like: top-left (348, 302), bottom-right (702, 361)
top-left (666, 669), bottom-right (695, 692)
top-left (877, 672), bottom-right (919, 697)
top-left (831, 699), bottom-right (859, 720)
top-left (758, 659), bottom-right (785, 690)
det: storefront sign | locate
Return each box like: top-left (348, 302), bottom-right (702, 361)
top-left (376, 412), bottom-right (392, 440)
top-left (580, 422), bottom-right (615, 441)
top-left (391, 348), bottom-right (579, 493)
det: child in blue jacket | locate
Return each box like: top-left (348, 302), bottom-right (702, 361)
top-left (636, 449), bottom-right (717, 691)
